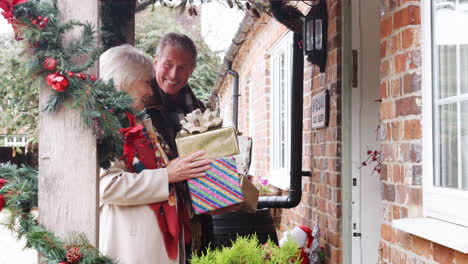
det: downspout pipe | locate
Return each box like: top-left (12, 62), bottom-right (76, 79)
top-left (226, 60), bottom-right (239, 129)
top-left (257, 31), bottom-right (305, 209)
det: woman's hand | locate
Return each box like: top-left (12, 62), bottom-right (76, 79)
top-left (167, 151), bottom-right (211, 183)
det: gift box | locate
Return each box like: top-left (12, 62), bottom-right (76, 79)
top-left (176, 127), bottom-right (239, 159)
top-left (238, 175), bottom-right (260, 214)
top-left (188, 156), bottom-right (244, 214)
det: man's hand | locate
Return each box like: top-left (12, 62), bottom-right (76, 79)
top-left (167, 151), bottom-right (211, 183)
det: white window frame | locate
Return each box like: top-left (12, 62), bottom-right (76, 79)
top-left (247, 75), bottom-right (256, 176)
top-left (422, 0), bottom-right (468, 226)
top-left (269, 31), bottom-right (293, 190)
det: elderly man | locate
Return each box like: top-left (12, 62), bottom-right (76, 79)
top-left (146, 32), bottom-right (212, 260)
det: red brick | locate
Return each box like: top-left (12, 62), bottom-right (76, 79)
top-left (381, 41), bottom-right (387, 58)
top-left (395, 53), bottom-right (407, 73)
top-left (408, 187), bottom-right (422, 205)
top-left (381, 224), bottom-right (396, 242)
top-left (394, 6), bottom-right (421, 29)
top-left (393, 164), bottom-right (404, 184)
top-left (433, 243), bottom-right (455, 264)
top-left (403, 119), bottom-right (421, 139)
top-left (402, 72), bottom-right (421, 94)
top-left (381, 101), bottom-right (395, 119)
top-left (391, 79), bottom-right (401, 97)
top-left (391, 121), bottom-right (401, 141)
top-left (396, 96), bottom-right (421, 116)
top-left (397, 230), bottom-right (412, 249)
top-left (328, 230), bottom-right (341, 247)
top-left (411, 236), bottom-right (431, 258)
top-left (402, 28), bottom-right (415, 49)
top-left (381, 82), bottom-right (388, 98)
top-left (391, 34), bottom-right (401, 55)
top-left (381, 60), bottom-right (391, 79)
top-left (381, 16), bottom-right (393, 38)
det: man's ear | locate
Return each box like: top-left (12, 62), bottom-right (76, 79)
top-left (153, 55), bottom-right (158, 65)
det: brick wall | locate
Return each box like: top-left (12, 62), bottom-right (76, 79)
top-left (215, 1), bottom-right (343, 263)
top-left (379, 1), bottom-right (468, 263)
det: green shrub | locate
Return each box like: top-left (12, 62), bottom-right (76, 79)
top-left (190, 235), bottom-right (302, 264)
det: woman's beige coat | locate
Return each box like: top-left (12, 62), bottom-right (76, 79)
top-left (99, 119), bottom-right (184, 264)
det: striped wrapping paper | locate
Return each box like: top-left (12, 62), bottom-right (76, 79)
top-left (187, 156), bottom-right (244, 214)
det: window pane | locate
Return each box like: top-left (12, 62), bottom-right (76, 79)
top-left (436, 45), bottom-right (457, 98)
top-left (433, 0), bottom-right (457, 98)
top-left (461, 45), bottom-right (468, 94)
top-left (435, 103), bottom-right (458, 188)
top-left (462, 101), bottom-right (468, 190)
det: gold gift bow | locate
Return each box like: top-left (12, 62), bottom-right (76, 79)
top-left (179, 109), bottom-right (223, 135)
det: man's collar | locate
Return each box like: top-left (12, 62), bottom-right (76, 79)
top-left (148, 79), bottom-right (191, 110)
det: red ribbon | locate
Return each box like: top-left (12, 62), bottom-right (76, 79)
top-left (118, 112), bottom-right (145, 172)
top-left (119, 112), bottom-right (191, 260)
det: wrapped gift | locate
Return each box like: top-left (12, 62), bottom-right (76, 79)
top-left (238, 175), bottom-right (260, 214)
top-left (234, 136), bottom-right (252, 176)
top-left (176, 109), bottom-right (239, 159)
top-left (188, 156), bottom-right (244, 214)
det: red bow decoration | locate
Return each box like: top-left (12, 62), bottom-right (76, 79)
top-left (0, 0), bottom-right (29, 40)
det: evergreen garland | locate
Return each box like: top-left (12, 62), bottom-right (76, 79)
top-left (9, 0), bottom-right (135, 169)
top-left (0, 163), bottom-right (114, 263)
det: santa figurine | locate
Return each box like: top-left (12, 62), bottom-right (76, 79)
top-left (279, 225), bottom-right (313, 264)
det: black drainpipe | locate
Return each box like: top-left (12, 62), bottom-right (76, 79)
top-left (226, 60), bottom-right (239, 129)
top-left (257, 31), bottom-right (305, 209)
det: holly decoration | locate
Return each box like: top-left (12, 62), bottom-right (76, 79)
top-left (360, 149), bottom-right (382, 174)
top-left (46, 73), bottom-right (69, 92)
top-left (42, 57), bottom-right (57, 71)
top-left (66, 247), bottom-right (83, 263)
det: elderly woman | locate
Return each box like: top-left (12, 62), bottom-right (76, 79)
top-left (98, 45), bottom-right (210, 264)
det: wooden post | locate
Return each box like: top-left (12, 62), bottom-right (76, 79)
top-left (38, 0), bottom-right (100, 252)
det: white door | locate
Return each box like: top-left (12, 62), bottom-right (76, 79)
top-left (351, 0), bottom-right (381, 263)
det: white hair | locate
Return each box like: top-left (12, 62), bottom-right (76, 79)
top-left (99, 44), bottom-right (153, 92)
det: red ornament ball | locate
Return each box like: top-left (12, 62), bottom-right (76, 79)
top-left (43, 17), bottom-right (49, 23)
top-left (90, 75), bottom-right (97, 81)
top-left (46, 73), bottom-right (69, 92)
top-left (66, 71), bottom-right (74, 77)
top-left (38, 21), bottom-right (46, 28)
top-left (0, 178), bottom-right (7, 189)
top-left (58, 262), bottom-right (67, 264)
top-left (32, 19), bottom-right (38, 25)
top-left (42, 57), bottom-right (57, 71)
top-left (0, 195), bottom-right (5, 212)
top-left (76, 73), bottom-right (86, 80)
top-left (37, 16), bottom-right (42, 21)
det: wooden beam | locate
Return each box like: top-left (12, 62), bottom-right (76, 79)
top-left (38, 0), bottom-right (100, 253)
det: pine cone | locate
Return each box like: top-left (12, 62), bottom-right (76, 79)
top-left (66, 247), bottom-right (82, 263)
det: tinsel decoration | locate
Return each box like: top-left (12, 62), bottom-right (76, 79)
top-left (66, 247), bottom-right (83, 263)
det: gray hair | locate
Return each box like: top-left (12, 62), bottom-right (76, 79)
top-left (155, 33), bottom-right (198, 67)
top-left (99, 44), bottom-right (154, 92)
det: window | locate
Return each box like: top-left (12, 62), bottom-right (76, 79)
top-left (269, 31), bottom-right (293, 189)
top-left (423, 0), bottom-right (468, 226)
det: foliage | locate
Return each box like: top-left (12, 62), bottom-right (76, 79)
top-left (135, 5), bottom-right (220, 105)
top-left (5, 0), bottom-right (136, 168)
top-left (0, 34), bottom-right (38, 139)
top-left (190, 235), bottom-right (302, 264)
top-left (0, 163), bottom-right (114, 263)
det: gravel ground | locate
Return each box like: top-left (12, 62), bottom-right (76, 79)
top-left (0, 212), bottom-right (37, 264)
